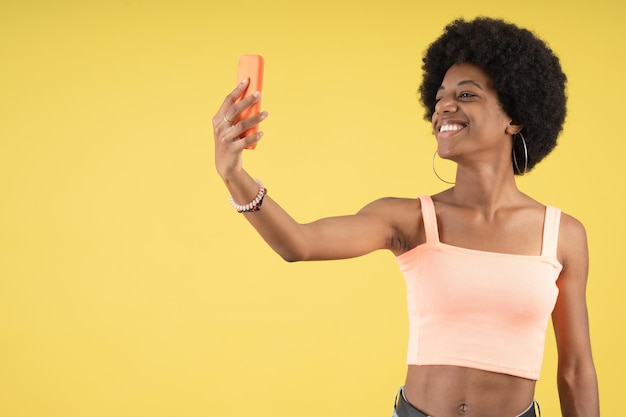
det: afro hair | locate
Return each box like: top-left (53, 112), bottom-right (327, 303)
top-left (419, 17), bottom-right (567, 173)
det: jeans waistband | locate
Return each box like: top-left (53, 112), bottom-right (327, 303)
top-left (393, 387), bottom-right (540, 417)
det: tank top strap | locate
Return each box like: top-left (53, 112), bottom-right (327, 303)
top-left (418, 195), bottom-right (440, 243)
top-left (541, 206), bottom-right (561, 258)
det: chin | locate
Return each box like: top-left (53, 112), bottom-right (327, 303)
top-left (437, 147), bottom-right (458, 160)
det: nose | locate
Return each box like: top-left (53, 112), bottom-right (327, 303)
top-left (434, 95), bottom-right (458, 114)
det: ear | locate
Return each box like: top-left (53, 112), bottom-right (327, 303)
top-left (506, 121), bottom-right (524, 135)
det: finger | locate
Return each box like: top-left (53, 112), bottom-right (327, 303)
top-left (222, 78), bottom-right (249, 107)
top-left (232, 131), bottom-right (264, 151)
top-left (224, 91), bottom-right (261, 126)
top-left (232, 110), bottom-right (268, 138)
top-left (214, 79), bottom-right (250, 125)
top-left (216, 110), bottom-right (266, 146)
top-left (244, 131), bottom-right (264, 148)
top-left (223, 114), bottom-right (235, 126)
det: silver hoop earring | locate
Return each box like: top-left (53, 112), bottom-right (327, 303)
top-left (512, 132), bottom-right (528, 175)
top-left (432, 150), bottom-right (455, 185)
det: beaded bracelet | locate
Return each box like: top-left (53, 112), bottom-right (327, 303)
top-left (229, 182), bottom-right (267, 213)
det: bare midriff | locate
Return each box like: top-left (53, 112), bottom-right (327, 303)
top-left (403, 365), bottom-right (536, 417)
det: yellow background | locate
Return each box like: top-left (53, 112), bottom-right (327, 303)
top-left (1, 1), bottom-right (623, 416)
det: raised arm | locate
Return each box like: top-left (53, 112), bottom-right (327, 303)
top-left (552, 213), bottom-right (600, 417)
top-left (212, 81), bottom-right (401, 262)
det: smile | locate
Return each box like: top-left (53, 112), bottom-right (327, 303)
top-left (439, 123), bottom-right (467, 132)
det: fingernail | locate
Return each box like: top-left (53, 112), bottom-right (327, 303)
top-left (252, 91), bottom-right (261, 98)
top-left (260, 111), bottom-right (268, 119)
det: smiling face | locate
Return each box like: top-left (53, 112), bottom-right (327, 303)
top-left (432, 63), bottom-right (520, 162)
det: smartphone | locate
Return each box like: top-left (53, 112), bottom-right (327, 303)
top-left (236, 54), bottom-right (264, 149)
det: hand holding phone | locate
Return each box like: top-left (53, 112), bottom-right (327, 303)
top-left (236, 54), bottom-right (264, 149)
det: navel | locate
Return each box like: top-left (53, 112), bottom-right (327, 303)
top-left (457, 402), bottom-right (469, 415)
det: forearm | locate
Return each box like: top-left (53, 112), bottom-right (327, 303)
top-left (222, 170), bottom-right (308, 262)
top-left (557, 364), bottom-right (599, 417)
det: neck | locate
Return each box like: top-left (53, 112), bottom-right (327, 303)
top-left (447, 162), bottom-right (523, 216)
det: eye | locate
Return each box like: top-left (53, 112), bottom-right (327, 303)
top-left (459, 92), bottom-right (476, 99)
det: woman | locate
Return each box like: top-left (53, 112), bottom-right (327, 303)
top-left (212, 17), bottom-right (599, 417)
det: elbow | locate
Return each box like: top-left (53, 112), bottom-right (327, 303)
top-left (281, 254), bottom-right (302, 263)
top-left (268, 228), bottom-right (314, 262)
top-left (556, 361), bottom-right (599, 417)
top-left (557, 359), bottom-right (598, 392)
top-left (276, 241), bottom-right (310, 263)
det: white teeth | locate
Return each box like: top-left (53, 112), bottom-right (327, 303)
top-left (440, 123), bottom-right (466, 132)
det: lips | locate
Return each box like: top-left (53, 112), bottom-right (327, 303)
top-left (435, 121), bottom-right (468, 139)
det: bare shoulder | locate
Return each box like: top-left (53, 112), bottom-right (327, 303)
top-left (359, 196), bottom-right (421, 213)
top-left (557, 210), bottom-right (589, 270)
top-left (359, 196), bottom-right (425, 255)
top-left (358, 197), bottom-right (423, 231)
top-left (559, 211), bottom-right (587, 238)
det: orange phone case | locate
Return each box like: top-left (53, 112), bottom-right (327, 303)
top-left (236, 54), bottom-right (264, 149)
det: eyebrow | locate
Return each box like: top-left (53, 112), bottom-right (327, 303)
top-left (438, 80), bottom-right (484, 90)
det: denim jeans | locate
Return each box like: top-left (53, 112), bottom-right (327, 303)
top-left (392, 387), bottom-right (539, 417)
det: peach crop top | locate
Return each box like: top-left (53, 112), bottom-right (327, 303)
top-left (396, 196), bottom-right (563, 380)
